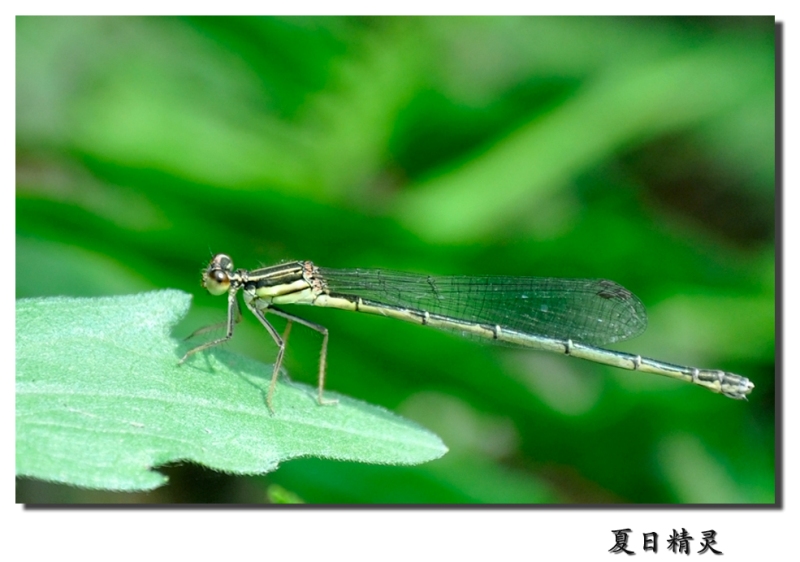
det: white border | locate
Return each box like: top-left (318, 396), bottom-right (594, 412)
top-left (9, 4), bottom-right (792, 560)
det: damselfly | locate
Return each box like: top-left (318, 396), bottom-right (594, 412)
top-left (180, 254), bottom-right (754, 411)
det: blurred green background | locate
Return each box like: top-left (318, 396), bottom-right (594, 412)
top-left (16, 16), bottom-right (774, 504)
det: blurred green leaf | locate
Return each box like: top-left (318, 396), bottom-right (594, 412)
top-left (266, 483), bottom-right (305, 504)
top-left (16, 290), bottom-right (447, 491)
top-left (396, 39), bottom-right (772, 242)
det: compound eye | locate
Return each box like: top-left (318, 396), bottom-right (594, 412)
top-left (204, 268), bottom-right (231, 296)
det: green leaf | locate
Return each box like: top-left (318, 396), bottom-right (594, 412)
top-left (16, 290), bottom-right (447, 491)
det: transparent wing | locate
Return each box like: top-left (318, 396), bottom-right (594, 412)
top-left (317, 268), bottom-right (647, 346)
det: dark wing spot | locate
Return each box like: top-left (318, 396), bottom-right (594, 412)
top-left (595, 279), bottom-right (634, 301)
